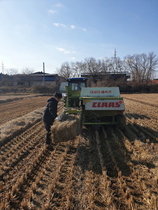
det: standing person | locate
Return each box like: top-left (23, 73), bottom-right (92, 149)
top-left (43, 92), bottom-right (62, 145)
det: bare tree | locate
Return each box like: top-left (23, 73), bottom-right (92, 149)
top-left (57, 62), bottom-right (73, 80)
top-left (70, 61), bottom-right (84, 77)
top-left (57, 52), bottom-right (158, 87)
top-left (147, 52), bottom-right (158, 80)
top-left (20, 67), bottom-right (35, 87)
top-left (21, 67), bottom-right (35, 75)
top-left (124, 52), bottom-right (158, 84)
top-left (82, 57), bottom-right (100, 84)
top-left (5, 68), bottom-right (19, 75)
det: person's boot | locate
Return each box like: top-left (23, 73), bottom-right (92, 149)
top-left (45, 132), bottom-right (53, 150)
top-left (45, 132), bottom-right (51, 145)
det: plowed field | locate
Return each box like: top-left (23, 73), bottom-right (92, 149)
top-left (0, 94), bottom-right (158, 210)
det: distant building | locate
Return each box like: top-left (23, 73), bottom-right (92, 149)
top-left (81, 71), bottom-right (130, 81)
top-left (14, 72), bottom-right (59, 86)
top-left (0, 73), bottom-right (3, 81)
top-left (0, 73), bottom-right (13, 84)
top-left (30, 72), bottom-right (59, 86)
top-left (0, 72), bottom-right (60, 86)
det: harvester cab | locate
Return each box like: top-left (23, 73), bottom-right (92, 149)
top-left (67, 77), bottom-right (88, 91)
top-left (65, 77), bottom-right (88, 110)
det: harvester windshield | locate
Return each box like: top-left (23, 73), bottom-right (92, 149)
top-left (69, 81), bottom-right (86, 90)
top-left (67, 77), bottom-right (88, 90)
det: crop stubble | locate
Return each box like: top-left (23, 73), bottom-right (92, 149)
top-left (0, 94), bottom-right (158, 210)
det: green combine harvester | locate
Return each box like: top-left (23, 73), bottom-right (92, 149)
top-left (63, 77), bottom-right (126, 130)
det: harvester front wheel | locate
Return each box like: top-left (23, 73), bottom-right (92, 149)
top-left (115, 114), bottom-right (126, 131)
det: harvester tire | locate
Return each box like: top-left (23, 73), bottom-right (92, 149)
top-left (115, 114), bottom-right (126, 131)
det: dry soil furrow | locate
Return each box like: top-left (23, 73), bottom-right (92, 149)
top-left (68, 128), bottom-right (109, 210)
top-left (124, 98), bottom-right (158, 121)
top-left (16, 143), bottom-right (67, 210)
top-left (127, 117), bottom-right (158, 136)
top-left (0, 120), bottom-right (43, 155)
top-left (0, 121), bottom-right (46, 203)
top-left (0, 94), bottom-right (158, 210)
top-left (18, 141), bottom-right (78, 209)
top-left (119, 124), bottom-right (158, 209)
top-left (0, 96), bottom-right (48, 125)
top-left (66, 133), bottom-right (90, 210)
top-left (122, 94), bottom-right (158, 105)
top-left (93, 125), bottom-right (158, 210)
top-left (4, 147), bottom-right (51, 210)
top-left (97, 127), bottom-right (130, 210)
top-left (123, 96), bottom-right (158, 108)
top-left (124, 98), bottom-right (158, 134)
top-left (47, 139), bottom-right (80, 210)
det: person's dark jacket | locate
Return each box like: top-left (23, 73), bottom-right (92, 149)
top-left (43, 97), bottom-right (58, 123)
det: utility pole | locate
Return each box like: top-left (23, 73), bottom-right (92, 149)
top-left (114, 48), bottom-right (116, 59)
top-left (43, 62), bottom-right (45, 86)
top-left (114, 49), bottom-right (117, 74)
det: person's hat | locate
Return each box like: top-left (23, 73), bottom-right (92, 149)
top-left (55, 92), bottom-right (62, 99)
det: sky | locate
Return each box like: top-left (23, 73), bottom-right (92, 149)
top-left (0, 0), bottom-right (158, 76)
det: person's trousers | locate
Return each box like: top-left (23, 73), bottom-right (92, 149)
top-left (43, 120), bottom-right (53, 143)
